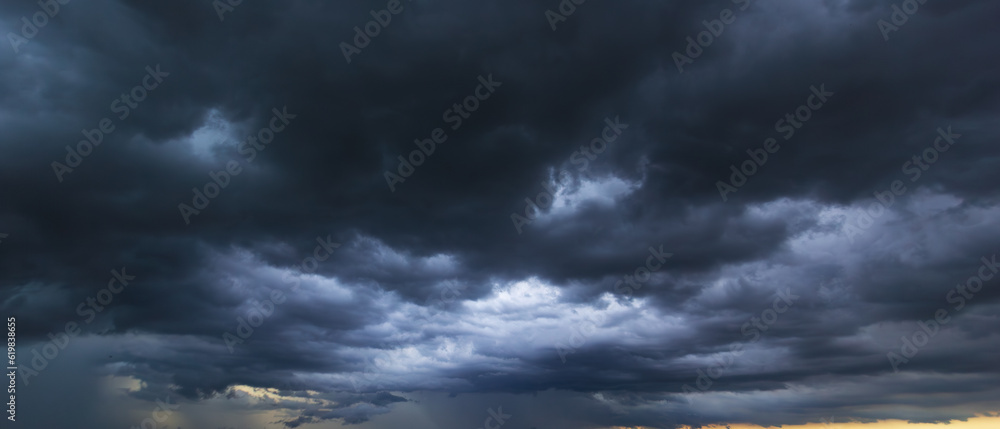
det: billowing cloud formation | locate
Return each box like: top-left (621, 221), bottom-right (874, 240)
top-left (1, 0), bottom-right (999, 427)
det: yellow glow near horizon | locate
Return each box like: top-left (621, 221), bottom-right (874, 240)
top-left (658, 415), bottom-right (1000, 429)
top-left (607, 415), bottom-right (1000, 429)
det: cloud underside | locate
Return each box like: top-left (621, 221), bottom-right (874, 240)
top-left (1, 0), bottom-right (999, 427)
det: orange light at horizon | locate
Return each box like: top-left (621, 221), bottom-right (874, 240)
top-left (608, 414), bottom-right (1000, 429)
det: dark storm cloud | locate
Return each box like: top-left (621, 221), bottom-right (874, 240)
top-left (1, 0), bottom-right (999, 427)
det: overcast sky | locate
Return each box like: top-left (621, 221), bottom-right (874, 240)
top-left (1, 0), bottom-right (999, 428)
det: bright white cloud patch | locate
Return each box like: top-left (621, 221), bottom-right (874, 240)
top-left (178, 108), bottom-right (237, 162)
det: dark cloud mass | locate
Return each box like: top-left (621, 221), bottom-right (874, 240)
top-left (1, 0), bottom-right (999, 427)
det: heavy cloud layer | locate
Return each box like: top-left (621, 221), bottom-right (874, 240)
top-left (1, 0), bottom-right (998, 427)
